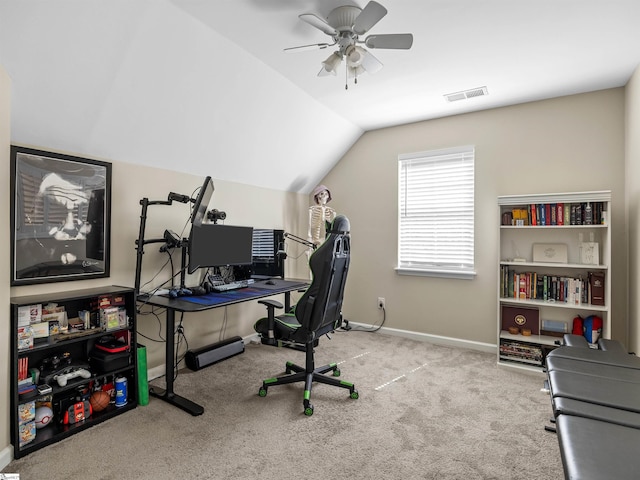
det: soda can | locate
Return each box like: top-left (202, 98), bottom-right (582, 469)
top-left (115, 376), bottom-right (128, 407)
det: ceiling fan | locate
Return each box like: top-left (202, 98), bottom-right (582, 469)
top-left (285, 1), bottom-right (413, 88)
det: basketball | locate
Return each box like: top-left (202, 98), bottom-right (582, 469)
top-left (35, 406), bottom-right (53, 429)
top-left (90, 391), bottom-right (111, 412)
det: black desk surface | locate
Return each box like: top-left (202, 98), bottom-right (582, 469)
top-left (137, 278), bottom-right (309, 312)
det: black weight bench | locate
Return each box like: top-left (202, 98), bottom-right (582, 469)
top-left (545, 336), bottom-right (640, 479)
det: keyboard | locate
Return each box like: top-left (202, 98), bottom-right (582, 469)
top-left (212, 279), bottom-right (254, 292)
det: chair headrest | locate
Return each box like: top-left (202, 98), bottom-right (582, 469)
top-left (327, 215), bottom-right (350, 235)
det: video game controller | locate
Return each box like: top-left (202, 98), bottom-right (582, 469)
top-left (54, 367), bottom-right (92, 387)
top-left (169, 287), bottom-right (193, 298)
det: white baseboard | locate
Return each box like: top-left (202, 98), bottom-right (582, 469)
top-left (347, 322), bottom-right (497, 354)
top-left (243, 332), bottom-right (261, 345)
top-left (245, 325), bottom-right (496, 354)
top-left (0, 445), bottom-right (14, 471)
top-left (147, 364), bottom-right (166, 381)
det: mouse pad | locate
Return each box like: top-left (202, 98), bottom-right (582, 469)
top-left (178, 280), bottom-right (307, 306)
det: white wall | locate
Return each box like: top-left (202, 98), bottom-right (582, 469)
top-left (626, 65), bottom-right (640, 352)
top-left (323, 89), bottom-right (627, 346)
top-left (0, 63), bottom-right (12, 467)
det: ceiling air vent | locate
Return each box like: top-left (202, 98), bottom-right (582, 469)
top-left (444, 86), bottom-right (489, 103)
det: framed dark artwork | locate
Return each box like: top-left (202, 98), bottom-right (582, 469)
top-left (10, 146), bottom-right (112, 285)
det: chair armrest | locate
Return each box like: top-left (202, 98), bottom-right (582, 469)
top-left (258, 300), bottom-right (284, 346)
top-left (258, 299), bottom-right (283, 310)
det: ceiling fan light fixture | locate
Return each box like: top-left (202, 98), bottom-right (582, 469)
top-left (346, 45), bottom-right (366, 68)
top-left (289, 1), bottom-right (413, 86)
top-left (321, 52), bottom-right (343, 75)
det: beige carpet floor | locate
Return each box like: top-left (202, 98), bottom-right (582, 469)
top-left (3, 331), bottom-right (563, 479)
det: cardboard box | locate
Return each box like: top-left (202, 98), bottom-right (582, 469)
top-left (18, 401), bottom-right (35, 425)
top-left (31, 322), bottom-right (50, 339)
top-left (17, 326), bottom-right (34, 350)
top-left (501, 305), bottom-right (540, 334)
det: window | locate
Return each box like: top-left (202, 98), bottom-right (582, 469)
top-left (397, 145), bottom-right (475, 279)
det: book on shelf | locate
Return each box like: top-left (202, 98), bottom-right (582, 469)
top-left (556, 204), bottom-right (564, 225)
top-left (588, 271), bottom-right (605, 306)
top-left (530, 204), bottom-right (537, 226)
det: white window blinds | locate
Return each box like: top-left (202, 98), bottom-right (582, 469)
top-left (398, 146), bottom-right (475, 278)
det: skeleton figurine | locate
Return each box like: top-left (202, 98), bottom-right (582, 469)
top-left (308, 184), bottom-right (336, 248)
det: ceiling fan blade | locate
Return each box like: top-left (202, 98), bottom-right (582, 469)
top-left (284, 43), bottom-right (331, 53)
top-left (365, 33), bottom-right (414, 50)
top-left (353, 1), bottom-right (388, 35)
top-left (299, 13), bottom-right (337, 36)
top-left (361, 49), bottom-right (383, 74)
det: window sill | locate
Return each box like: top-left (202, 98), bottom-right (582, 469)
top-left (395, 267), bottom-right (476, 280)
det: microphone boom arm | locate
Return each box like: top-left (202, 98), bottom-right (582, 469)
top-left (284, 232), bottom-right (316, 250)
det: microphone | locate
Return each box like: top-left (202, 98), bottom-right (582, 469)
top-left (167, 192), bottom-right (192, 203)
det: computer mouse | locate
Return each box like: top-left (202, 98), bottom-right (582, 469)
top-left (266, 280), bottom-right (275, 285)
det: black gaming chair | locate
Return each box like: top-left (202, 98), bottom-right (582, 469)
top-left (253, 214), bottom-right (358, 416)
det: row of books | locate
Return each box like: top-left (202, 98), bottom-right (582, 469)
top-left (499, 267), bottom-right (605, 306)
top-left (503, 202), bottom-right (606, 226)
top-left (499, 339), bottom-right (543, 366)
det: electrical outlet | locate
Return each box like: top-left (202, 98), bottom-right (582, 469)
top-left (377, 297), bottom-right (385, 309)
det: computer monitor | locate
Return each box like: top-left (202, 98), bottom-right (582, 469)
top-left (190, 176), bottom-right (214, 226)
top-left (187, 224), bottom-right (253, 274)
top-left (251, 229), bottom-right (285, 278)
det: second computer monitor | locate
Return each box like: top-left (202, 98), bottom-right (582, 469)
top-left (251, 229), bottom-right (284, 278)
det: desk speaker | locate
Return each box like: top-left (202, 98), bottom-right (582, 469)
top-left (185, 336), bottom-right (245, 371)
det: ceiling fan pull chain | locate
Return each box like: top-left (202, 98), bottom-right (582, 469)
top-left (345, 65), bottom-right (348, 90)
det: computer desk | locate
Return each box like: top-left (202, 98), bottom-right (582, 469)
top-left (137, 278), bottom-right (308, 416)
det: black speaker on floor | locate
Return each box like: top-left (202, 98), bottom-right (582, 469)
top-left (185, 336), bottom-right (245, 371)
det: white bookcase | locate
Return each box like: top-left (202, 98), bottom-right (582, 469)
top-left (497, 191), bottom-right (611, 372)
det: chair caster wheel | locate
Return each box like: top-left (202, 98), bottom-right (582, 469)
top-left (304, 405), bottom-right (314, 416)
top-left (350, 390), bottom-right (359, 400)
top-left (258, 387), bottom-right (268, 397)
top-left (333, 368), bottom-right (341, 377)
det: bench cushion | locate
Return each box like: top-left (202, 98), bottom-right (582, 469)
top-left (557, 415), bottom-right (640, 480)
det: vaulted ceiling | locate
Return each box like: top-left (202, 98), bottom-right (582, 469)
top-left (1, 1), bottom-right (639, 193)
